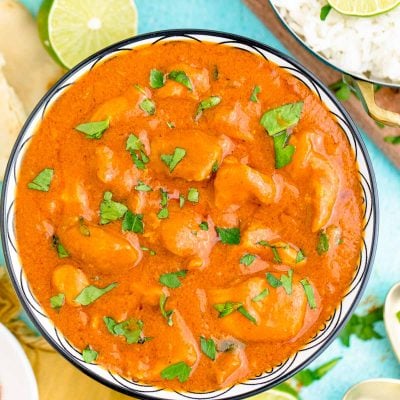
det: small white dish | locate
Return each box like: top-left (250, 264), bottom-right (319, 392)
top-left (384, 282), bottom-right (400, 362)
top-left (0, 323), bottom-right (38, 400)
top-left (343, 378), bottom-right (400, 400)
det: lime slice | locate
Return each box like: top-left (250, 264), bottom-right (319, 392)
top-left (38, 0), bottom-right (138, 69)
top-left (328, 0), bottom-right (400, 16)
top-left (249, 387), bottom-right (299, 400)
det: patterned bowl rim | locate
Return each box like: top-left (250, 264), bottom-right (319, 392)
top-left (0, 29), bottom-right (378, 400)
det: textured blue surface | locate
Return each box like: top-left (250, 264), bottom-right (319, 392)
top-left (4, 1), bottom-right (400, 399)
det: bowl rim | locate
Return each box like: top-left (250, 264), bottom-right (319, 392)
top-left (267, 0), bottom-right (400, 88)
top-left (0, 28), bottom-right (379, 400)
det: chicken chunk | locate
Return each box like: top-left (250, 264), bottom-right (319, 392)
top-left (160, 205), bottom-right (217, 269)
top-left (58, 223), bottom-right (140, 274)
top-left (214, 157), bottom-right (276, 210)
top-left (150, 129), bottom-right (232, 181)
top-left (52, 264), bottom-right (89, 306)
top-left (208, 276), bottom-right (308, 341)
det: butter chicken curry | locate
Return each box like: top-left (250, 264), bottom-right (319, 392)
top-left (15, 41), bottom-right (363, 391)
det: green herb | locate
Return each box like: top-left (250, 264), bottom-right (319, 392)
top-left (329, 79), bottom-right (351, 102)
top-left (167, 121), bottom-right (176, 129)
top-left (135, 181), bottom-right (152, 192)
top-left (161, 361), bottom-right (191, 383)
top-left (103, 317), bottom-right (149, 344)
top-left (266, 272), bottom-right (282, 288)
top-left (75, 283), bottom-right (117, 306)
top-left (150, 69), bottom-right (165, 88)
top-left (99, 191), bottom-right (127, 224)
top-left (122, 211), bottom-right (144, 233)
top-left (126, 134), bottom-right (149, 170)
top-left (200, 336), bottom-right (217, 361)
top-left (168, 70), bottom-right (192, 91)
top-left (216, 227), bottom-right (240, 245)
top-left (257, 240), bottom-right (283, 263)
top-left (187, 188), bottom-right (199, 203)
top-left (275, 383), bottom-right (300, 399)
top-left (157, 207), bottom-right (169, 219)
top-left (396, 311), bottom-right (400, 322)
top-left (214, 302), bottom-right (242, 318)
top-left (300, 279), bottom-right (317, 309)
top-left (179, 194), bottom-right (185, 208)
top-left (139, 98), bottom-right (156, 115)
top-left (159, 270), bottom-right (187, 289)
top-left (82, 346), bottom-right (98, 363)
top-left (339, 306), bottom-right (383, 347)
top-left (141, 246), bottom-right (156, 256)
top-left (295, 357), bottom-right (341, 386)
top-left (79, 217), bottom-right (90, 236)
top-left (237, 306), bottom-right (257, 324)
top-left (320, 4), bottom-right (332, 21)
top-left (157, 189), bottom-right (169, 219)
top-left (199, 221), bottom-right (209, 231)
top-left (240, 253), bottom-right (256, 266)
top-left (212, 161), bottom-right (219, 173)
top-left (52, 235), bottom-right (69, 258)
top-left (273, 131), bottom-right (295, 169)
top-left (75, 118), bottom-right (110, 139)
top-left (260, 101), bottom-right (304, 136)
top-left (27, 168), bottom-right (54, 192)
top-left (252, 288), bottom-right (269, 302)
top-left (161, 147), bottom-right (186, 172)
top-left (134, 84), bottom-right (147, 95)
top-left (384, 135), bottom-right (400, 145)
top-left (50, 293), bottom-right (65, 310)
top-left (296, 249), bottom-right (305, 263)
top-left (280, 269), bottom-right (293, 295)
top-left (212, 65), bottom-right (219, 81)
top-left (250, 85), bottom-right (261, 102)
top-left (160, 293), bottom-right (174, 326)
top-left (317, 230), bottom-right (329, 255)
top-left (195, 96), bottom-right (221, 121)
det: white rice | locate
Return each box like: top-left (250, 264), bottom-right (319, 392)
top-left (272, 0), bottom-right (400, 83)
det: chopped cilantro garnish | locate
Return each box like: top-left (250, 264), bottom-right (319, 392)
top-left (104, 316), bottom-right (149, 344)
top-left (50, 293), bottom-right (65, 310)
top-left (75, 118), bottom-right (110, 139)
top-left (52, 235), bottom-right (69, 258)
top-left (161, 361), bottom-right (191, 383)
top-left (295, 357), bottom-right (341, 386)
top-left (134, 181), bottom-right (152, 192)
top-left (240, 253), bottom-right (256, 266)
top-left (252, 288), bottom-right (269, 302)
top-left (82, 346), bottom-right (98, 363)
top-left (27, 168), bottom-right (54, 192)
top-left (200, 336), bottom-right (216, 360)
top-left (122, 211), bottom-right (144, 234)
top-left (195, 96), bottom-right (221, 121)
top-left (317, 230), bottom-right (329, 255)
top-left (199, 221), bottom-right (209, 231)
top-left (280, 269), bottom-right (293, 295)
top-left (167, 121), bottom-right (176, 129)
top-left (250, 85), bottom-right (261, 102)
top-left (126, 134), bottom-right (149, 170)
top-left (161, 147), bottom-right (186, 172)
top-left (160, 293), bottom-right (174, 326)
top-left (168, 70), bottom-right (192, 91)
top-left (216, 227), bottom-right (240, 245)
top-left (300, 279), bottom-right (317, 309)
top-left (179, 194), bottom-right (185, 208)
top-left (237, 306), bottom-right (257, 324)
top-left (149, 69), bottom-right (165, 88)
top-left (266, 272), bottom-right (282, 288)
top-left (384, 135), bottom-right (400, 145)
top-left (139, 98), bottom-right (156, 115)
top-left (320, 4), bottom-right (332, 21)
top-left (187, 188), bottom-right (199, 203)
top-left (99, 191), bottom-right (127, 224)
top-left (214, 302), bottom-right (242, 318)
top-left (159, 270), bottom-right (187, 289)
top-left (296, 249), bottom-right (306, 263)
top-left (273, 131), bottom-right (295, 169)
top-left (75, 282), bottom-right (117, 306)
top-left (141, 246), bottom-right (156, 256)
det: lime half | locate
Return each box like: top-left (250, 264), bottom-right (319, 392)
top-left (328, 0), bottom-right (400, 16)
top-left (38, 0), bottom-right (138, 69)
top-left (249, 387), bottom-right (298, 400)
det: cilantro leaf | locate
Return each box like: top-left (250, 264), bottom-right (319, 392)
top-left (139, 98), bottom-right (156, 115)
top-left (252, 288), bottom-right (269, 302)
top-left (320, 4), bottom-right (332, 21)
top-left (50, 293), bottom-right (65, 310)
top-left (216, 227), bottom-right (240, 245)
top-left (296, 249), bottom-right (306, 263)
top-left (150, 69), bottom-right (165, 88)
top-left (280, 269), bottom-right (293, 295)
top-left (240, 253), bottom-right (256, 266)
top-left (295, 357), bottom-right (341, 387)
top-left (74, 283), bottom-right (117, 306)
top-left (52, 235), bottom-right (69, 258)
top-left (75, 118), bottom-right (110, 139)
top-left (300, 279), bottom-right (317, 309)
top-left (384, 135), bottom-right (400, 145)
top-left (195, 96), bottom-right (221, 121)
top-left (161, 361), bottom-right (191, 383)
top-left (214, 302), bottom-right (242, 318)
top-left (260, 101), bottom-right (304, 136)
top-left (159, 270), bottom-right (187, 289)
top-left (168, 70), bottom-right (192, 91)
top-left (199, 221), bottom-right (208, 231)
top-left (161, 147), bottom-right (186, 172)
top-left (273, 131), bottom-right (295, 169)
top-left (99, 191), bottom-right (127, 224)
top-left (317, 230), bottom-right (329, 255)
top-left (122, 211), bottom-right (144, 233)
top-left (135, 181), bottom-right (152, 192)
top-left (160, 293), bottom-right (174, 326)
top-left (103, 317), bottom-right (149, 344)
top-left (250, 85), bottom-right (261, 102)
top-left (187, 188), bottom-right (199, 203)
top-left (27, 168), bottom-right (54, 192)
top-left (82, 346), bottom-right (98, 363)
top-left (200, 336), bottom-right (216, 361)
top-left (126, 134), bottom-right (149, 170)
top-left (237, 306), bottom-right (257, 324)
top-left (266, 272), bottom-right (282, 288)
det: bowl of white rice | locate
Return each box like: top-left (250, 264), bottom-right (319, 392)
top-left (269, 0), bottom-right (400, 126)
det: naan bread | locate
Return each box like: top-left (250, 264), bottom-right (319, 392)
top-left (0, 54), bottom-right (26, 180)
top-left (0, 0), bottom-right (63, 113)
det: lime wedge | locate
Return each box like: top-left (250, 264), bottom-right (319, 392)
top-left (38, 0), bottom-right (138, 69)
top-left (328, 0), bottom-right (400, 16)
top-left (249, 387), bottom-right (299, 400)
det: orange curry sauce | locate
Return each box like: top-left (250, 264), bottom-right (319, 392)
top-left (15, 41), bottom-right (363, 391)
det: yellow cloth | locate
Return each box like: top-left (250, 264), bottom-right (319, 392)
top-left (0, 268), bottom-right (133, 399)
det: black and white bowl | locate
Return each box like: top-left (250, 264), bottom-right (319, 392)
top-left (0, 30), bottom-right (378, 400)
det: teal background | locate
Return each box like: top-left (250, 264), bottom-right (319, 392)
top-left (3, 1), bottom-right (400, 399)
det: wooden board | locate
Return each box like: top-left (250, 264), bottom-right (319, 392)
top-left (244, 0), bottom-right (400, 169)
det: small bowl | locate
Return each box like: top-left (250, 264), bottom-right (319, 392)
top-left (0, 30), bottom-right (378, 400)
top-left (343, 378), bottom-right (400, 400)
